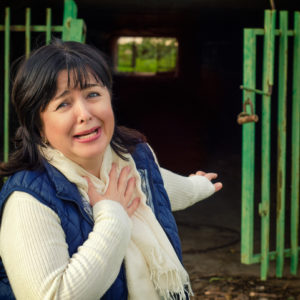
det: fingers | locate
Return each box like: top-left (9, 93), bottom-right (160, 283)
top-left (84, 176), bottom-right (103, 206)
top-left (125, 177), bottom-right (136, 200)
top-left (214, 182), bottom-right (223, 192)
top-left (196, 171), bottom-right (206, 176)
top-left (117, 166), bottom-right (131, 193)
top-left (204, 173), bottom-right (223, 192)
top-left (124, 177), bottom-right (140, 216)
top-left (105, 164), bottom-right (140, 216)
top-left (127, 197), bottom-right (140, 217)
top-left (205, 172), bottom-right (218, 180)
top-left (190, 171), bottom-right (218, 181)
top-left (84, 175), bottom-right (92, 189)
top-left (107, 163), bottom-right (118, 190)
top-left (190, 171), bottom-right (223, 193)
top-left (189, 170), bottom-right (206, 177)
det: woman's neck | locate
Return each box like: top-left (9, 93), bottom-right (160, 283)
top-left (77, 157), bottom-right (103, 178)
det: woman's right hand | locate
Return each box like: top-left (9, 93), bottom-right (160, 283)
top-left (85, 163), bottom-right (140, 217)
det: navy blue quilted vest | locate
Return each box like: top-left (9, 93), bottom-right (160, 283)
top-left (0, 143), bottom-right (182, 299)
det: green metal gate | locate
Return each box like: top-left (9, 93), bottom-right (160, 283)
top-left (0, 0), bottom-right (85, 165)
top-left (240, 10), bottom-right (300, 280)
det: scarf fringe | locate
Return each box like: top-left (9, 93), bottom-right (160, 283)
top-left (149, 249), bottom-right (194, 300)
top-left (150, 269), bottom-right (193, 299)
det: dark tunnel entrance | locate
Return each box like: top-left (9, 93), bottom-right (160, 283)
top-left (86, 10), bottom-right (246, 175)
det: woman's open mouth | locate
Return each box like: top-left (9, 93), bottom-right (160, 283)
top-left (74, 127), bottom-right (101, 143)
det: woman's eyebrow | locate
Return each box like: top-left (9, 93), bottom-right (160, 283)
top-left (83, 83), bottom-right (102, 89)
top-left (55, 90), bottom-right (70, 100)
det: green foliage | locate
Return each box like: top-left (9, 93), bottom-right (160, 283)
top-left (117, 37), bottom-right (178, 74)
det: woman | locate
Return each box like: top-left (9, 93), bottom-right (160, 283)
top-left (0, 39), bottom-right (222, 300)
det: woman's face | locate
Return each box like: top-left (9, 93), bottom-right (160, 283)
top-left (40, 70), bottom-right (115, 173)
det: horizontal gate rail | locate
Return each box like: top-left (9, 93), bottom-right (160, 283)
top-left (246, 28), bottom-right (294, 36)
top-left (0, 25), bottom-right (63, 32)
top-left (241, 10), bottom-right (300, 280)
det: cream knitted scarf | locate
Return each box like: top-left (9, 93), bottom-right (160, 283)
top-left (41, 145), bottom-right (193, 300)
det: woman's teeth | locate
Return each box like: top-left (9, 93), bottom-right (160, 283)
top-left (76, 129), bottom-right (97, 139)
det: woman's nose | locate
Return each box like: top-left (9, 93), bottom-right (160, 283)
top-left (75, 99), bottom-right (92, 123)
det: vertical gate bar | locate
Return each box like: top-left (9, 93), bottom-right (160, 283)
top-left (276, 11), bottom-right (288, 278)
top-left (62, 0), bottom-right (78, 41)
top-left (291, 11), bottom-right (300, 275)
top-left (25, 8), bottom-right (31, 57)
top-left (46, 8), bottom-right (52, 44)
top-left (260, 9), bottom-right (276, 280)
top-left (241, 29), bottom-right (256, 265)
top-left (4, 7), bottom-right (11, 162)
top-left (63, 0), bottom-right (78, 25)
top-left (68, 18), bottom-right (84, 42)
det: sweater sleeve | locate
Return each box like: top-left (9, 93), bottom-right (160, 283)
top-left (160, 168), bottom-right (216, 211)
top-left (146, 143), bottom-right (216, 211)
top-left (0, 191), bottom-right (132, 300)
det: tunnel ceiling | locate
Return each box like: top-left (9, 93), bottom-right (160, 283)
top-left (1, 0), bottom-right (300, 13)
top-left (74, 0), bottom-right (298, 11)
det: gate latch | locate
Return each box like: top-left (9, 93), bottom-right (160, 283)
top-left (237, 98), bottom-right (259, 125)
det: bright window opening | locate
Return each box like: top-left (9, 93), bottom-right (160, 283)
top-left (116, 37), bottom-right (178, 75)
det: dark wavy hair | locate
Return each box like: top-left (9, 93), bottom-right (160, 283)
top-left (0, 39), bottom-right (145, 177)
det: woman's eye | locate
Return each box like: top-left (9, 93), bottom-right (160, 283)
top-left (56, 102), bottom-right (69, 110)
top-left (88, 92), bottom-right (100, 98)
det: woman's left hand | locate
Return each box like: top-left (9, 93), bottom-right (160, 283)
top-left (189, 171), bottom-right (223, 192)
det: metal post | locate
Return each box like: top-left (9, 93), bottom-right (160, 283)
top-left (63, 0), bottom-right (78, 26)
top-left (276, 11), bottom-right (288, 278)
top-left (46, 8), bottom-right (52, 44)
top-left (241, 29), bottom-right (256, 265)
top-left (260, 9), bottom-right (276, 280)
top-left (290, 11), bottom-right (300, 276)
top-left (62, 0), bottom-right (85, 42)
top-left (25, 8), bottom-right (31, 57)
top-left (62, 0), bottom-right (79, 41)
top-left (68, 18), bottom-right (85, 42)
top-left (4, 7), bottom-right (10, 162)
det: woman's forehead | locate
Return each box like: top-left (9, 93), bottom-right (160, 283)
top-left (56, 69), bottom-right (101, 89)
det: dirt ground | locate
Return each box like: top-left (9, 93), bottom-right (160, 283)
top-left (176, 220), bottom-right (300, 300)
top-left (188, 275), bottom-right (300, 299)
top-left (173, 154), bottom-right (300, 300)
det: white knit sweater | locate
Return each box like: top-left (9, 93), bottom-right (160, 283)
top-left (0, 150), bottom-right (215, 300)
